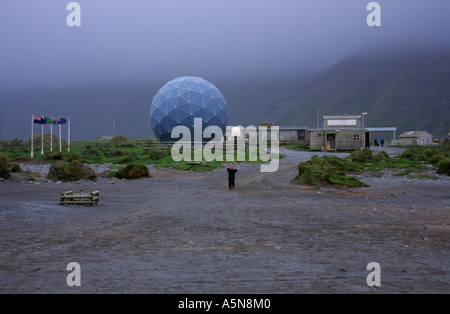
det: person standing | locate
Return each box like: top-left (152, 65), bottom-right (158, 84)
top-left (380, 138), bottom-right (385, 147)
top-left (227, 167), bottom-right (238, 190)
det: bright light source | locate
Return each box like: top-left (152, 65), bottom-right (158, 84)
top-left (231, 126), bottom-right (241, 137)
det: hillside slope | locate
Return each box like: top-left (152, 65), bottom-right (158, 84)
top-left (273, 50), bottom-right (450, 136)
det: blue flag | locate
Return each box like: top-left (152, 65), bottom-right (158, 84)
top-left (53, 117), bottom-right (67, 125)
top-left (33, 116), bottom-right (46, 124)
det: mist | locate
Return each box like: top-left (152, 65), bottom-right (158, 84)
top-left (0, 0), bottom-right (449, 140)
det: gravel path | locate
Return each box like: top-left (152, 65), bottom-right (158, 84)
top-left (0, 147), bottom-right (449, 293)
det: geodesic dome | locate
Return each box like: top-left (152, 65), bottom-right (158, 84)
top-left (150, 76), bottom-right (228, 142)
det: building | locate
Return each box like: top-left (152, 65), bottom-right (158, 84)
top-left (365, 127), bottom-right (397, 143)
top-left (256, 123), bottom-right (308, 143)
top-left (391, 131), bottom-right (433, 146)
top-left (309, 115), bottom-right (370, 151)
top-left (278, 126), bottom-right (309, 142)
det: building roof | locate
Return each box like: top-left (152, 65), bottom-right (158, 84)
top-left (278, 126), bottom-right (309, 130)
top-left (399, 131), bottom-right (433, 138)
top-left (323, 115), bottom-right (361, 119)
top-left (365, 127), bottom-right (397, 132)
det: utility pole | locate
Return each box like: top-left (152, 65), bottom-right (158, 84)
top-left (113, 120), bottom-right (116, 137)
top-left (316, 108), bottom-right (320, 129)
top-left (362, 112), bottom-right (368, 149)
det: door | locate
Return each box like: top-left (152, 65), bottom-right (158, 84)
top-left (326, 133), bottom-right (336, 150)
top-left (365, 132), bottom-right (370, 148)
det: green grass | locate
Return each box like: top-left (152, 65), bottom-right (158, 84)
top-left (0, 136), bottom-right (286, 173)
top-left (283, 141), bottom-right (311, 152)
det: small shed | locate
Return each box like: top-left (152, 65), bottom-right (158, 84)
top-left (392, 131), bottom-right (433, 146)
top-left (278, 126), bottom-right (309, 142)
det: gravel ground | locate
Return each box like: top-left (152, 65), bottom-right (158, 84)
top-left (0, 147), bottom-right (449, 293)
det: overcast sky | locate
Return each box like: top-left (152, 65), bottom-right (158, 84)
top-left (1, 0), bottom-right (449, 92)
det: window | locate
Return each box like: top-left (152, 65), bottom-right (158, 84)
top-left (328, 119), bottom-right (357, 126)
top-left (353, 134), bottom-right (361, 141)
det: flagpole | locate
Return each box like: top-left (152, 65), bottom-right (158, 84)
top-left (50, 119), bottom-right (53, 152)
top-left (41, 121), bottom-right (44, 155)
top-left (68, 117), bottom-right (71, 152)
top-left (31, 114), bottom-right (34, 158)
top-left (59, 116), bottom-right (62, 153)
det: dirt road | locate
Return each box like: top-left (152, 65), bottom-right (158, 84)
top-left (0, 148), bottom-right (449, 293)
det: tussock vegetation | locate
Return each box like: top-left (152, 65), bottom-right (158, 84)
top-left (297, 143), bottom-right (450, 187)
top-left (437, 158), bottom-right (450, 176)
top-left (0, 153), bottom-right (9, 178)
top-left (10, 163), bottom-right (22, 173)
top-left (298, 155), bottom-right (368, 187)
top-left (116, 163), bottom-right (150, 179)
top-left (398, 143), bottom-right (450, 176)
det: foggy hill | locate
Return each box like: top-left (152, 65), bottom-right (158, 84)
top-left (0, 75), bottom-right (312, 141)
top-left (269, 49), bottom-right (450, 136)
top-left (1, 50), bottom-right (449, 141)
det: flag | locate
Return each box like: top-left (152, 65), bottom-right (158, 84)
top-left (53, 117), bottom-right (67, 125)
top-left (33, 116), bottom-right (46, 124)
top-left (43, 116), bottom-right (54, 124)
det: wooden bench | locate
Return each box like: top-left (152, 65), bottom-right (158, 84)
top-left (60, 190), bottom-right (100, 206)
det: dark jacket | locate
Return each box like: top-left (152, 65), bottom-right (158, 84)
top-left (227, 168), bottom-right (237, 180)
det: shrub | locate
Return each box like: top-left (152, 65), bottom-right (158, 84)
top-left (60, 160), bottom-right (84, 181)
top-left (0, 154), bottom-right (9, 178)
top-left (349, 149), bottom-right (371, 162)
top-left (415, 153), bottom-right (426, 162)
top-left (10, 163), bottom-right (22, 173)
top-left (47, 160), bottom-right (96, 181)
top-left (429, 154), bottom-right (445, 165)
top-left (437, 158), bottom-right (450, 176)
top-left (111, 134), bottom-right (127, 143)
top-left (422, 149), bottom-right (434, 160)
top-left (64, 152), bottom-right (86, 163)
top-left (373, 151), bottom-right (390, 161)
top-left (44, 151), bottom-right (63, 161)
top-left (298, 155), bottom-right (368, 187)
top-left (116, 163), bottom-right (150, 179)
top-left (400, 148), bottom-right (421, 161)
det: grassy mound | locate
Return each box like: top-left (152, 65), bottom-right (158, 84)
top-left (397, 143), bottom-right (450, 176)
top-left (47, 160), bottom-right (96, 181)
top-left (298, 155), bottom-right (368, 187)
top-left (349, 148), bottom-right (373, 162)
top-left (0, 153), bottom-right (9, 178)
top-left (437, 158), bottom-right (450, 176)
top-left (116, 163), bottom-right (150, 179)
